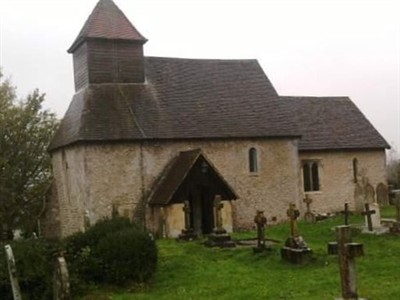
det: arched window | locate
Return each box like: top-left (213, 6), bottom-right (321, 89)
top-left (303, 163), bottom-right (311, 191)
top-left (353, 158), bottom-right (358, 183)
top-left (302, 160), bottom-right (320, 192)
top-left (311, 162), bottom-right (319, 191)
top-left (249, 148), bottom-right (258, 173)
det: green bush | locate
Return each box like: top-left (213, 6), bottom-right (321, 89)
top-left (0, 238), bottom-right (62, 300)
top-left (97, 227), bottom-right (158, 284)
top-left (65, 217), bottom-right (157, 286)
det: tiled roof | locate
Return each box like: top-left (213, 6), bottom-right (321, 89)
top-left (49, 57), bottom-right (299, 150)
top-left (280, 96), bottom-right (390, 151)
top-left (68, 0), bottom-right (146, 53)
top-left (148, 149), bottom-right (238, 205)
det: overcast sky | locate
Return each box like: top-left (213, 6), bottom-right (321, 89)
top-left (1, 0), bottom-right (399, 156)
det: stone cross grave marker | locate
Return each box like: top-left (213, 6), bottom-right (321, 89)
top-left (178, 200), bottom-right (197, 240)
top-left (328, 226), bottom-right (366, 300)
top-left (53, 256), bottom-right (71, 300)
top-left (4, 244), bottom-right (22, 300)
top-left (287, 203), bottom-right (300, 237)
top-left (361, 203), bottom-right (376, 232)
top-left (254, 210), bottom-right (267, 250)
top-left (281, 203), bottom-right (312, 263)
top-left (213, 195), bottom-right (225, 233)
top-left (205, 195), bottom-right (235, 248)
top-left (340, 203), bottom-right (350, 226)
top-left (303, 195), bottom-right (316, 223)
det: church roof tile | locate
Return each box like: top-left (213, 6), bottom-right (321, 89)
top-left (280, 96), bottom-right (390, 151)
top-left (50, 57), bottom-right (298, 150)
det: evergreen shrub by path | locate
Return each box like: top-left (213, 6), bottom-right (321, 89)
top-left (0, 217), bottom-right (157, 299)
top-left (0, 238), bottom-right (62, 300)
top-left (66, 217), bottom-right (157, 291)
top-left (83, 206), bottom-right (400, 300)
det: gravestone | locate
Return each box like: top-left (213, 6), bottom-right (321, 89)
top-left (281, 203), bottom-right (312, 264)
top-left (368, 202), bottom-right (381, 229)
top-left (4, 245), bottom-right (22, 300)
top-left (376, 183), bottom-right (389, 206)
top-left (253, 210), bottom-right (269, 253)
top-left (364, 183), bottom-right (375, 204)
top-left (340, 203), bottom-right (351, 226)
top-left (53, 256), bottom-right (70, 300)
top-left (328, 225), bottom-right (366, 300)
top-left (361, 203), bottom-right (376, 232)
top-left (303, 195), bottom-right (316, 223)
top-left (178, 200), bottom-right (197, 240)
top-left (354, 183), bottom-right (365, 213)
top-left (205, 195), bottom-right (235, 248)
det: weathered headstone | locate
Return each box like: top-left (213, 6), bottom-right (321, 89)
top-left (361, 203), bottom-right (376, 232)
top-left (328, 225), bottom-right (366, 300)
top-left (364, 183), bottom-right (375, 204)
top-left (340, 203), bottom-right (350, 226)
top-left (178, 200), bottom-right (197, 240)
top-left (354, 183), bottom-right (365, 213)
top-left (4, 245), bottom-right (22, 300)
top-left (303, 195), bottom-right (316, 223)
top-left (369, 202), bottom-right (381, 229)
top-left (281, 203), bottom-right (312, 264)
top-left (253, 210), bottom-right (268, 253)
top-left (53, 256), bottom-right (70, 300)
top-left (376, 183), bottom-right (389, 206)
top-left (205, 195), bottom-right (235, 248)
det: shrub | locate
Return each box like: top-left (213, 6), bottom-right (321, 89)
top-left (0, 238), bottom-right (62, 300)
top-left (96, 227), bottom-right (158, 284)
top-left (65, 217), bottom-right (157, 286)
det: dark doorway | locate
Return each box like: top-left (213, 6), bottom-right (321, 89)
top-left (200, 187), bottom-right (214, 234)
top-left (189, 186), bottom-right (215, 235)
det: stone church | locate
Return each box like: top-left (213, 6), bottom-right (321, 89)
top-left (42, 0), bottom-right (389, 238)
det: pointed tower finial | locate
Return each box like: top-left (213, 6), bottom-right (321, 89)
top-left (68, 0), bottom-right (147, 90)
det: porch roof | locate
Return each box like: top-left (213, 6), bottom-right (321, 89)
top-left (148, 149), bottom-right (238, 206)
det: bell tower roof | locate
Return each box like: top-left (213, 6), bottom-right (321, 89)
top-left (68, 0), bottom-right (147, 53)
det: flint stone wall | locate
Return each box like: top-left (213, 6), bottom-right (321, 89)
top-left (299, 149), bottom-right (386, 213)
top-left (50, 138), bottom-right (301, 237)
top-left (49, 141), bottom-right (386, 238)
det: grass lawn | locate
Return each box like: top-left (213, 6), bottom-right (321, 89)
top-left (82, 206), bottom-right (400, 300)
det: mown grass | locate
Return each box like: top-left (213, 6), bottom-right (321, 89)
top-left (82, 207), bottom-right (400, 300)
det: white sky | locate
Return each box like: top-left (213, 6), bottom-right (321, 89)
top-left (1, 0), bottom-right (399, 155)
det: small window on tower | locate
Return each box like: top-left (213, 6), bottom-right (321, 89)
top-left (249, 147), bottom-right (258, 173)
